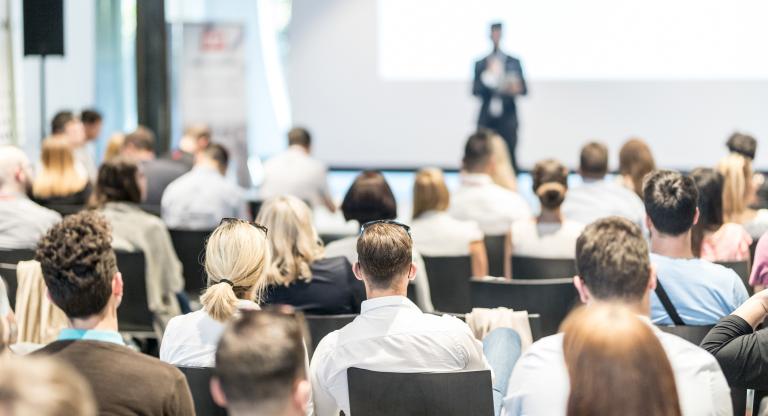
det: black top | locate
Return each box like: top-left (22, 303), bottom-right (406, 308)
top-left (33, 182), bottom-right (92, 209)
top-left (701, 315), bottom-right (767, 389)
top-left (262, 256), bottom-right (365, 314)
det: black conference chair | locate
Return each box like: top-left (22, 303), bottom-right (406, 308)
top-left (319, 234), bottom-right (351, 245)
top-left (0, 249), bottom-right (36, 309)
top-left (115, 251), bottom-right (155, 336)
top-left (470, 278), bottom-right (579, 337)
top-left (348, 368), bottom-right (493, 416)
top-left (510, 256), bottom-right (576, 279)
top-left (422, 255), bottom-right (473, 313)
top-left (177, 366), bottom-right (228, 416)
top-left (716, 260), bottom-right (752, 295)
top-left (44, 204), bottom-right (85, 216)
top-left (484, 235), bottom-right (506, 278)
top-left (169, 229), bottom-right (213, 296)
top-left (305, 314), bottom-right (357, 357)
top-left (656, 324), bottom-right (715, 345)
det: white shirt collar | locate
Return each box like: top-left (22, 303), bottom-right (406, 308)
top-left (360, 295), bottom-right (420, 314)
top-left (460, 173), bottom-right (494, 186)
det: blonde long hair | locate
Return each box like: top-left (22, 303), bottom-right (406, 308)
top-left (32, 136), bottom-right (87, 199)
top-left (412, 168), bottom-right (450, 219)
top-left (199, 220), bottom-right (271, 322)
top-left (718, 153), bottom-right (753, 222)
top-left (256, 196), bottom-right (324, 286)
top-left (489, 133), bottom-right (517, 191)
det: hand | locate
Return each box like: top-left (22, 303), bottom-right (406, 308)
top-left (504, 81), bottom-right (522, 95)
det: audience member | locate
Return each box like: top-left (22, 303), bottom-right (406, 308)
top-left (411, 168), bottom-right (488, 277)
top-left (259, 196), bottom-right (363, 314)
top-left (311, 222), bottom-right (521, 416)
top-left (260, 127), bottom-right (336, 212)
top-left (618, 138), bottom-right (656, 197)
top-left (0, 145), bottom-right (61, 249)
top-left (121, 126), bottom-right (189, 207)
top-left (562, 141), bottom-right (645, 226)
top-left (561, 304), bottom-right (682, 416)
top-left (719, 153), bottom-right (768, 239)
top-left (161, 143), bottom-right (247, 230)
top-left (690, 168), bottom-right (751, 262)
top-left (50, 110), bottom-right (94, 179)
top-left (324, 170), bottom-right (434, 311)
top-left (503, 216), bottom-right (730, 416)
top-left (450, 130), bottom-right (530, 235)
top-left (726, 131), bottom-right (757, 160)
top-left (212, 310), bottom-right (310, 416)
top-left (103, 132), bottom-right (125, 162)
top-left (488, 132), bottom-right (517, 191)
top-left (644, 170), bottom-right (747, 325)
top-left (0, 356), bottom-right (97, 416)
top-left (32, 136), bottom-right (92, 208)
top-left (748, 231), bottom-right (768, 290)
top-left (161, 218), bottom-right (270, 366)
top-left (90, 157), bottom-right (184, 329)
top-left (34, 211), bottom-right (194, 414)
top-left (168, 124), bottom-right (211, 169)
top-left (508, 159), bottom-right (583, 262)
top-left (80, 109), bottom-right (103, 142)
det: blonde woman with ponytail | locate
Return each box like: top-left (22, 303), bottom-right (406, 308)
top-left (159, 218), bottom-right (270, 367)
top-left (258, 195), bottom-right (365, 314)
top-left (718, 153), bottom-right (768, 239)
top-left (506, 159), bottom-right (584, 275)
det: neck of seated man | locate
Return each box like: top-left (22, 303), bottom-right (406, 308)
top-left (68, 298), bottom-right (120, 334)
top-left (575, 276), bottom-right (652, 318)
top-left (354, 262), bottom-right (414, 302)
top-left (650, 229), bottom-right (694, 260)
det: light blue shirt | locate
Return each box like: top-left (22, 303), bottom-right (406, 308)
top-left (650, 253), bottom-right (749, 326)
top-left (58, 328), bottom-right (125, 345)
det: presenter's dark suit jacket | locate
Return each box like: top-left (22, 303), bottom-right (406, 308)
top-left (472, 53), bottom-right (528, 129)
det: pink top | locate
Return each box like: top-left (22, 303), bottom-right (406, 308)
top-left (700, 223), bottom-right (752, 263)
top-left (750, 231), bottom-right (768, 285)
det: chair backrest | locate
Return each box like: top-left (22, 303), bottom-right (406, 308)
top-left (248, 200), bottom-right (263, 220)
top-left (511, 256), bottom-right (576, 279)
top-left (319, 233), bottom-right (350, 245)
top-left (422, 255), bottom-right (473, 313)
top-left (169, 229), bottom-right (212, 295)
top-left (655, 325), bottom-right (715, 345)
top-left (177, 366), bottom-right (228, 416)
top-left (115, 251), bottom-right (154, 333)
top-left (305, 314), bottom-right (357, 357)
top-left (470, 278), bottom-right (579, 337)
top-left (715, 260), bottom-right (752, 295)
top-left (0, 249), bottom-right (36, 309)
top-left (348, 367), bottom-right (493, 416)
top-left (44, 204), bottom-right (85, 216)
top-left (483, 235), bottom-right (506, 278)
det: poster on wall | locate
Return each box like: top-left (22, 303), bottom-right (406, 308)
top-left (180, 23), bottom-right (250, 187)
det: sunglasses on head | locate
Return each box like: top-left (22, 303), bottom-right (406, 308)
top-left (359, 219), bottom-right (411, 236)
top-left (219, 217), bottom-right (269, 236)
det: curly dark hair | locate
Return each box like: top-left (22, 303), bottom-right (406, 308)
top-left (36, 211), bottom-right (117, 318)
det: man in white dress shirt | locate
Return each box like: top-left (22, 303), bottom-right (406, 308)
top-left (502, 216), bottom-right (732, 416)
top-left (450, 130), bottom-right (531, 235)
top-left (260, 127), bottom-right (335, 212)
top-left (561, 141), bottom-right (645, 227)
top-left (311, 221), bottom-right (521, 416)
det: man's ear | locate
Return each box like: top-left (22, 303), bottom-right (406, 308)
top-left (293, 379), bottom-right (311, 414)
top-left (644, 215), bottom-right (654, 235)
top-left (407, 263), bottom-right (417, 281)
top-left (112, 272), bottom-right (124, 304)
top-left (352, 262), bottom-right (364, 282)
top-left (210, 377), bottom-right (228, 408)
top-left (573, 275), bottom-right (591, 304)
top-left (647, 263), bottom-right (658, 292)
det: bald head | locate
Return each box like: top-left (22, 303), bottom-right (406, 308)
top-left (0, 145), bottom-right (32, 193)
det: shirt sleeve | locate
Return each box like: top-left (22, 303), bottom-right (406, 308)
top-left (732, 272), bottom-right (750, 309)
top-left (309, 345), bottom-right (341, 416)
top-left (700, 315), bottom-right (768, 389)
top-left (750, 231), bottom-right (768, 286)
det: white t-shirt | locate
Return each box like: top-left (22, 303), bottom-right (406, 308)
top-left (510, 218), bottom-right (584, 259)
top-left (411, 211), bottom-right (484, 257)
top-left (260, 146), bottom-right (332, 208)
top-left (561, 178), bottom-right (645, 227)
top-left (450, 173), bottom-right (531, 236)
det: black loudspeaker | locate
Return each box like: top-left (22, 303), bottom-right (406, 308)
top-left (23, 0), bottom-right (64, 56)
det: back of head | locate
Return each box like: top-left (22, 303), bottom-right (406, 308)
top-left (200, 219), bottom-right (271, 322)
top-left (256, 196), bottom-right (323, 286)
top-left (356, 222), bottom-right (412, 290)
top-left (33, 136), bottom-right (85, 198)
top-left (103, 133), bottom-right (125, 162)
top-left (643, 170), bottom-right (698, 236)
top-left (199, 143), bottom-right (230, 173)
top-left (215, 310), bottom-right (306, 414)
top-left (0, 145), bottom-right (30, 190)
top-left (562, 304), bottom-right (681, 416)
top-left (91, 156), bottom-right (142, 207)
top-left (412, 168), bottom-right (450, 218)
top-left (690, 168), bottom-right (724, 257)
top-left (341, 171), bottom-right (397, 224)
top-left (50, 111), bottom-right (75, 135)
top-left (619, 138), bottom-right (656, 196)
top-left (0, 355), bottom-right (97, 416)
top-left (183, 124), bottom-right (212, 151)
top-left (726, 132), bottom-right (757, 160)
top-left (579, 141), bottom-right (608, 179)
top-left (121, 126), bottom-right (156, 154)
top-left (717, 153), bottom-right (752, 221)
top-left (576, 217), bottom-right (650, 303)
top-left (532, 159), bottom-right (568, 210)
top-left (288, 127), bottom-right (311, 148)
top-left (35, 211), bottom-right (116, 318)
top-left (463, 130), bottom-right (494, 173)
top-left (80, 109), bottom-right (102, 125)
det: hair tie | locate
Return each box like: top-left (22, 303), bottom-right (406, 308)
top-left (218, 279), bottom-right (234, 287)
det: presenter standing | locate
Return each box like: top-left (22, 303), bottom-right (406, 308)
top-left (473, 23), bottom-right (527, 172)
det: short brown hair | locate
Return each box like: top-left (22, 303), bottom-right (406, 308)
top-left (356, 223), bottom-right (412, 289)
top-left (462, 130), bottom-right (493, 172)
top-left (579, 142), bottom-right (608, 178)
top-left (215, 310), bottom-right (305, 411)
top-left (575, 217), bottom-right (650, 303)
top-left (619, 138), bottom-right (655, 197)
top-left (412, 168), bottom-right (450, 218)
top-left (36, 211), bottom-right (117, 318)
top-left (341, 171), bottom-right (397, 224)
top-left (122, 126), bottom-right (156, 152)
top-left (90, 156), bottom-right (143, 207)
top-left (288, 127), bottom-right (311, 148)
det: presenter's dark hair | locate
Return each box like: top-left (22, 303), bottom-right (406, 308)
top-left (643, 170), bottom-right (698, 236)
top-left (463, 130), bottom-right (494, 172)
top-left (288, 127), bottom-right (311, 148)
top-left (490, 22), bottom-right (503, 31)
top-left (726, 132), bottom-right (757, 160)
top-left (80, 109), bottom-right (102, 124)
top-left (579, 142), bottom-right (609, 178)
top-left (690, 168), bottom-right (725, 257)
top-left (50, 111), bottom-right (75, 134)
top-left (341, 171), bottom-right (397, 224)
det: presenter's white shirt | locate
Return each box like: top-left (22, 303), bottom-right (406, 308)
top-left (450, 173), bottom-right (531, 236)
top-left (310, 296), bottom-right (490, 416)
top-left (260, 145), bottom-right (332, 208)
top-left (561, 178), bottom-right (645, 227)
top-left (502, 318), bottom-right (732, 416)
top-left (411, 210), bottom-right (484, 256)
top-left (510, 218), bottom-right (584, 259)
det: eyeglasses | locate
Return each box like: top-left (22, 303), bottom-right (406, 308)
top-left (359, 219), bottom-right (411, 236)
top-left (219, 218), bottom-right (269, 236)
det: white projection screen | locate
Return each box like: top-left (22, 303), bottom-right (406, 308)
top-left (288, 0), bottom-right (768, 170)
